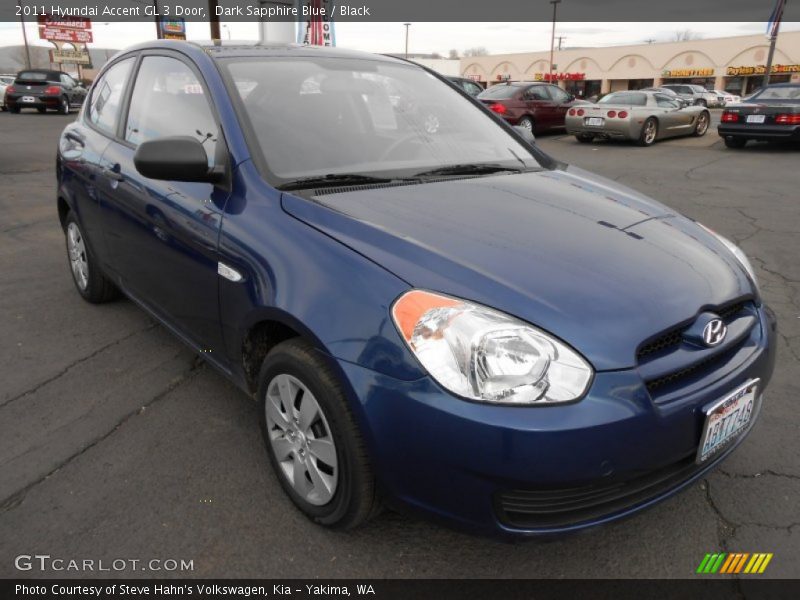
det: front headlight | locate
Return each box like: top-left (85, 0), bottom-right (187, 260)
top-left (391, 290), bottom-right (593, 405)
top-left (697, 223), bottom-right (759, 291)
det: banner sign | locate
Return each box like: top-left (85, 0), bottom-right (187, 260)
top-left (52, 47), bottom-right (92, 65)
top-left (296, 0), bottom-right (336, 46)
top-left (37, 15), bottom-right (92, 30)
top-left (535, 72), bottom-right (586, 81)
top-left (39, 27), bottom-right (93, 43)
top-left (662, 68), bottom-right (715, 77)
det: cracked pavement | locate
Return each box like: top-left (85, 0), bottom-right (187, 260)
top-left (0, 111), bottom-right (798, 579)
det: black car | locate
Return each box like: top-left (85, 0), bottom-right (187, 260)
top-left (5, 69), bottom-right (87, 114)
top-left (445, 76), bottom-right (484, 97)
top-left (718, 83), bottom-right (800, 148)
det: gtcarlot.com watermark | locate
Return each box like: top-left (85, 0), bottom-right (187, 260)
top-left (15, 554), bottom-right (194, 573)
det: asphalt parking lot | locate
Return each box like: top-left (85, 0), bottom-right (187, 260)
top-left (1, 110), bottom-right (798, 580)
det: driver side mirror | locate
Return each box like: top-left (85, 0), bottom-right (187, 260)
top-left (134, 136), bottom-right (222, 183)
top-left (513, 125), bottom-right (536, 144)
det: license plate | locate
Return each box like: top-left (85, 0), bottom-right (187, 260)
top-left (21, 96), bottom-right (35, 103)
top-left (585, 117), bottom-right (604, 127)
top-left (746, 114), bottom-right (766, 124)
top-left (696, 379), bottom-right (759, 464)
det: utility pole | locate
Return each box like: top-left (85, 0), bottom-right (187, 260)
top-left (548, 0), bottom-right (561, 83)
top-left (17, 0), bottom-right (32, 69)
top-left (153, 1), bottom-right (162, 39)
top-left (404, 23), bottom-right (411, 59)
top-left (209, 0), bottom-right (221, 40)
top-left (556, 35), bottom-right (566, 51)
top-left (763, 0), bottom-right (787, 89)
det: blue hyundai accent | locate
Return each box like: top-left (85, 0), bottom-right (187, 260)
top-left (56, 41), bottom-right (776, 537)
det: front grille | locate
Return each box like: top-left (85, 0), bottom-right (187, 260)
top-left (636, 300), bottom-right (747, 361)
top-left (496, 454), bottom-right (699, 529)
top-left (645, 345), bottom-right (740, 393)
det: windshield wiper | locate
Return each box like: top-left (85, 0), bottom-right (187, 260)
top-left (412, 163), bottom-right (524, 178)
top-left (277, 173), bottom-right (397, 191)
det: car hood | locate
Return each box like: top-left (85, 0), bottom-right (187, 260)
top-left (282, 166), bottom-right (754, 370)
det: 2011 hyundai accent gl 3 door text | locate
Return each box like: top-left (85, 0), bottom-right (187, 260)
top-left (56, 41), bottom-right (776, 538)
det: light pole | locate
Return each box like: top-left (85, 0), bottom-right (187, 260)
top-left (17, 0), bottom-right (32, 69)
top-left (548, 0), bottom-right (561, 83)
top-left (404, 23), bottom-right (411, 59)
top-left (222, 24), bottom-right (231, 40)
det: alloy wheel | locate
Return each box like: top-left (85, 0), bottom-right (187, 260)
top-left (67, 222), bottom-right (88, 290)
top-left (696, 113), bottom-right (709, 135)
top-left (265, 373), bottom-right (338, 506)
top-left (644, 120), bottom-right (657, 144)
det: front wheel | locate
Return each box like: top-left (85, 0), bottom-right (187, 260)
top-left (258, 338), bottom-right (380, 529)
top-left (693, 111), bottom-right (710, 136)
top-left (63, 213), bottom-right (119, 303)
top-left (637, 117), bottom-right (658, 146)
top-left (724, 136), bottom-right (747, 149)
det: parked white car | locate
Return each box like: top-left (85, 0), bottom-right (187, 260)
top-left (714, 90), bottom-right (741, 105)
top-left (0, 74), bottom-right (15, 111)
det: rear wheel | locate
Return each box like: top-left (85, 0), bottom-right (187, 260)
top-left (258, 338), bottom-right (380, 529)
top-left (9, 105), bottom-right (20, 114)
top-left (637, 118), bottom-right (658, 146)
top-left (517, 116), bottom-right (535, 133)
top-left (724, 136), bottom-right (747, 149)
top-left (59, 96), bottom-right (70, 115)
top-left (696, 99), bottom-right (707, 107)
top-left (37, 107), bottom-right (46, 114)
top-left (575, 133), bottom-right (595, 143)
top-left (693, 111), bottom-right (710, 136)
top-left (64, 213), bottom-right (119, 303)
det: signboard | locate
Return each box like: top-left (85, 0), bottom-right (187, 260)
top-left (726, 64), bottom-right (800, 76)
top-left (39, 27), bottom-right (93, 43)
top-left (52, 48), bottom-right (91, 65)
top-left (662, 68), bottom-right (714, 77)
top-left (161, 19), bottom-right (186, 40)
top-left (467, 74), bottom-right (481, 81)
top-left (296, 0), bottom-right (336, 46)
top-left (37, 15), bottom-right (91, 30)
top-left (535, 72), bottom-right (586, 81)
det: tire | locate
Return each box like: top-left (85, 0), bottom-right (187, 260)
top-left (63, 212), bottom-right (119, 303)
top-left (258, 338), bottom-right (380, 529)
top-left (724, 136), bottom-right (747, 149)
top-left (575, 133), bottom-right (595, 143)
top-left (59, 96), bottom-right (70, 115)
top-left (693, 111), bottom-right (710, 137)
top-left (517, 116), bottom-right (535, 133)
top-left (37, 107), bottom-right (46, 114)
top-left (637, 117), bottom-right (658, 146)
top-left (696, 99), bottom-right (707, 107)
top-left (9, 105), bottom-right (20, 114)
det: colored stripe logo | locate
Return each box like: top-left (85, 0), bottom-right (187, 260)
top-left (697, 553), bottom-right (773, 574)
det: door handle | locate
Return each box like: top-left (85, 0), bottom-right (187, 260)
top-left (103, 165), bottom-right (124, 182)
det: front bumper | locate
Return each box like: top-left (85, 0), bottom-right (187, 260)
top-left (339, 305), bottom-right (776, 537)
top-left (718, 123), bottom-right (800, 141)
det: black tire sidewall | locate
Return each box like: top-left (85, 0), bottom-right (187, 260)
top-left (257, 341), bottom-right (366, 527)
top-left (60, 96), bottom-right (70, 115)
top-left (63, 213), bottom-right (114, 302)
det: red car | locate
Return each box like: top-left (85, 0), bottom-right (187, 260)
top-left (477, 82), bottom-right (588, 134)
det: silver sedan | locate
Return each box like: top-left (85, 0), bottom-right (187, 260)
top-left (565, 90), bottom-right (711, 146)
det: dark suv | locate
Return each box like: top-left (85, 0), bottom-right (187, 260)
top-left (5, 69), bottom-right (87, 114)
top-left (477, 82), bottom-right (587, 133)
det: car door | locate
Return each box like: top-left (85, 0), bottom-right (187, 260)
top-left (62, 56), bottom-right (137, 263)
top-left (521, 85), bottom-right (555, 129)
top-left (97, 52), bottom-right (230, 358)
top-left (547, 85), bottom-right (574, 128)
top-left (60, 73), bottom-right (77, 105)
top-left (654, 93), bottom-right (694, 137)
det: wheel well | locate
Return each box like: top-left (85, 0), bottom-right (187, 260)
top-left (242, 320), bottom-right (301, 392)
top-left (57, 197), bottom-right (70, 230)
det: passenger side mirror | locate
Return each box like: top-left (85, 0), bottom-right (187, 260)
top-left (134, 136), bottom-right (222, 183)
top-left (513, 125), bottom-right (536, 144)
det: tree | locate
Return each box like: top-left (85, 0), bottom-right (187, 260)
top-left (462, 47), bottom-right (489, 57)
top-left (431, 52), bottom-right (442, 59)
top-left (674, 29), bottom-right (702, 42)
top-left (448, 49), bottom-right (459, 59)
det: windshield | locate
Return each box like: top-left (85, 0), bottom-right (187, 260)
top-left (223, 58), bottom-right (540, 182)
top-left (477, 84), bottom-right (520, 99)
top-left (751, 85), bottom-right (800, 102)
top-left (598, 92), bottom-right (647, 106)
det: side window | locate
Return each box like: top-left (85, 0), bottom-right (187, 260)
top-left (88, 57), bottom-right (135, 135)
top-left (655, 94), bottom-right (678, 108)
top-left (524, 86), bottom-right (550, 101)
top-left (60, 74), bottom-right (74, 88)
top-left (550, 86), bottom-right (571, 102)
top-left (465, 81), bottom-right (482, 96)
top-left (125, 56), bottom-right (218, 165)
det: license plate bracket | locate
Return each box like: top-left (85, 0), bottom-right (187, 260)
top-left (746, 114), bottom-right (766, 124)
top-left (585, 117), bottom-right (604, 127)
top-left (696, 378), bottom-right (760, 464)
top-left (21, 96), bottom-right (35, 103)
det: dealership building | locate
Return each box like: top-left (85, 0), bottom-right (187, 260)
top-left (459, 31), bottom-right (800, 98)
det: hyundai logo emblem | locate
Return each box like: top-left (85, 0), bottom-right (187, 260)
top-left (702, 319), bottom-right (727, 347)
